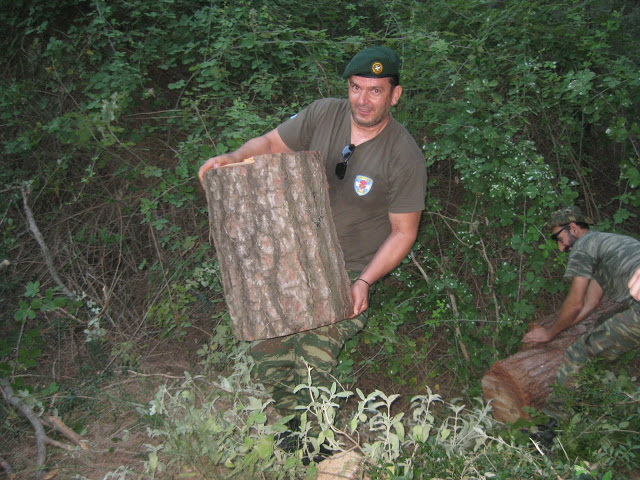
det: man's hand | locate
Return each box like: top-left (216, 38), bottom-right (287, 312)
top-left (198, 154), bottom-right (238, 184)
top-left (349, 279), bottom-right (370, 318)
top-left (629, 268), bottom-right (640, 301)
top-left (522, 326), bottom-right (553, 344)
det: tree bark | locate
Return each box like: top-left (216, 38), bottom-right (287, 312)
top-left (481, 299), bottom-right (625, 423)
top-left (202, 151), bottom-right (352, 341)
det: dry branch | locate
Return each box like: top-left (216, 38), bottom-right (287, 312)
top-left (41, 415), bottom-right (88, 450)
top-left (411, 251), bottom-right (472, 367)
top-left (0, 379), bottom-right (90, 479)
top-left (0, 378), bottom-right (47, 479)
top-left (20, 182), bottom-right (74, 299)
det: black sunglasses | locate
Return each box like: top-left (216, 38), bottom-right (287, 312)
top-left (335, 144), bottom-right (356, 179)
top-left (550, 224), bottom-right (570, 242)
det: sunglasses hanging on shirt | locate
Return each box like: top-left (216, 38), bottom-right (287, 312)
top-left (335, 144), bottom-right (356, 179)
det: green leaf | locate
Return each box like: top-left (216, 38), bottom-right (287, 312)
top-left (25, 281), bottom-right (40, 298)
top-left (255, 436), bottom-right (273, 460)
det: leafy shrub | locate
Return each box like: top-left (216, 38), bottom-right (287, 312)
top-left (558, 363), bottom-right (640, 475)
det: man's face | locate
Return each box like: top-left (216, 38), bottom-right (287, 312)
top-left (551, 223), bottom-right (579, 253)
top-left (347, 76), bottom-right (402, 128)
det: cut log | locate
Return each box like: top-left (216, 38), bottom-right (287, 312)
top-left (317, 451), bottom-right (367, 480)
top-left (202, 151), bottom-right (352, 341)
top-left (481, 299), bottom-right (625, 423)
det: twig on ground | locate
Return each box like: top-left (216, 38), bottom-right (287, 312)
top-left (530, 438), bottom-right (565, 480)
top-left (1, 379), bottom-right (91, 479)
top-left (0, 378), bottom-right (47, 480)
top-left (20, 181), bottom-right (74, 299)
top-left (41, 415), bottom-right (89, 450)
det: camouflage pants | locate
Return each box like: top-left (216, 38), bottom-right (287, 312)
top-left (249, 314), bottom-right (366, 416)
top-left (555, 306), bottom-right (640, 387)
top-left (250, 273), bottom-right (368, 416)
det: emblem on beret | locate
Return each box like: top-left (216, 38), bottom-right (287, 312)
top-left (371, 62), bottom-right (383, 75)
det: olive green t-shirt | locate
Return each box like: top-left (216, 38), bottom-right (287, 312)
top-left (565, 231), bottom-right (640, 308)
top-left (277, 98), bottom-right (427, 271)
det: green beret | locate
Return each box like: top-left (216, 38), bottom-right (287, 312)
top-left (342, 46), bottom-right (401, 79)
top-left (544, 206), bottom-right (594, 232)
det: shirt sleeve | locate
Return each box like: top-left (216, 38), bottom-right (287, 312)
top-left (387, 130), bottom-right (427, 213)
top-left (564, 250), bottom-right (595, 280)
top-left (276, 102), bottom-right (318, 152)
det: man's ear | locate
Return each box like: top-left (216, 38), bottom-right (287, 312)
top-left (391, 85), bottom-right (403, 106)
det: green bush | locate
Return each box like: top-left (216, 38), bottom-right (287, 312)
top-left (1, 0), bottom-right (640, 477)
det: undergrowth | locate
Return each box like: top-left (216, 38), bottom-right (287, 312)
top-left (112, 332), bottom-right (638, 480)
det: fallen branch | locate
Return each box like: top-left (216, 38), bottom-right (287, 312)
top-left (0, 379), bottom-right (90, 479)
top-left (41, 415), bottom-right (88, 450)
top-left (44, 437), bottom-right (75, 452)
top-left (0, 378), bottom-right (47, 480)
top-left (20, 181), bottom-right (74, 299)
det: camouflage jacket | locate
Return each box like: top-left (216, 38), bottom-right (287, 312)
top-left (565, 231), bottom-right (640, 309)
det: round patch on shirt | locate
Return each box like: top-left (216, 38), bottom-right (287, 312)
top-left (354, 175), bottom-right (373, 196)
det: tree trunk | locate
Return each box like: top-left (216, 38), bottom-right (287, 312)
top-left (202, 151), bottom-right (352, 341)
top-left (481, 299), bottom-right (625, 423)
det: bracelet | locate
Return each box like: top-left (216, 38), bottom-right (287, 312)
top-left (356, 278), bottom-right (371, 287)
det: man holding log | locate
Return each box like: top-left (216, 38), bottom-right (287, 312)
top-left (523, 206), bottom-right (640, 391)
top-left (199, 47), bottom-right (427, 428)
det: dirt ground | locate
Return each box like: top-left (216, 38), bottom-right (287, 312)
top-left (0, 329), bottom-right (199, 479)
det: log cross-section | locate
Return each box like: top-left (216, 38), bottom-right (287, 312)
top-left (203, 151), bottom-right (352, 341)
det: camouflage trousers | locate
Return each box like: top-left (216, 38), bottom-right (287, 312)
top-left (249, 274), bottom-right (368, 416)
top-left (555, 306), bottom-right (640, 387)
top-left (249, 314), bottom-right (366, 416)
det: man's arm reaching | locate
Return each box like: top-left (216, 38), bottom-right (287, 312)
top-left (198, 128), bottom-right (293, 183)
top-left (522, 276), bottom-right (602, 344)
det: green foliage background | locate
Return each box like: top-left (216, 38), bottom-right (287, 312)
top-left (1, 0), bottom-right (640, 475)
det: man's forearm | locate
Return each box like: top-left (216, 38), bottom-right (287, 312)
top-left (358, 211), bottom-right (421, 284)
top-left (547, 304), bottom-right (582, 338)
top-left (199, 128), bottom-right (292, 182)
top-left (358, 230), bottom-right (416, 284)
top-left (231, 135), bottom-right (281, 160)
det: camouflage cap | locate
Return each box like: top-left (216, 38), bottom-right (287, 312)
top-left (342, 46), bottom-right (401, 79)
top-left (544, 206), bottom-right (594, 232)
